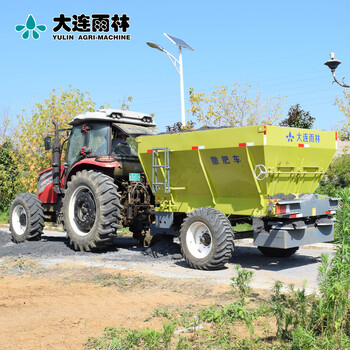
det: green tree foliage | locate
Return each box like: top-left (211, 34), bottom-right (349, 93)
top-left (15, 86), bottom-right (97, 193)
top-left (0, 141), bottom-right (21, 211)
top-left (279, 104), bottom-right (315, 129)
top-left (335, 89), bottom-right (350, 140)
top-left (0, 109), bottom-right (22, 211)
top-left (188, 83), bottom-right (285, 127)
top-left (317, 154), bottom-right (350, 196)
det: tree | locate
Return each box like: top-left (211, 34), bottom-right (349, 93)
top-left (317, 154), bottom-right (350, 196)
top-left (335, 90), bottom-right (350, 140)
top-left (15, 86), bottom-right (97, 193)
top-left (188, 83), bottom-right (285, 127)
top-left (0, 141), bottom-right (21, 211)
top-left (0, 109), bottom-right (22, 211)
top-left (279, 104), bottom-right (315, 129)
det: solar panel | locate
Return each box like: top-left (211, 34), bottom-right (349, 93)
top-left (164, 33), bottom-right (194, 50)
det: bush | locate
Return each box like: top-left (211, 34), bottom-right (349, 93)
top-left (317, 155), bottom-right (350, 196)
top-left (0, 141), bottom-right (22, 211)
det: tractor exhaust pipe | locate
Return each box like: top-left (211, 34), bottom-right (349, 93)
top-left (52, 121), bottom-right (61, 194)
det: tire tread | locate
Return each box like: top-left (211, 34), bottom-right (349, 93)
top-left (180, 207), bottom-right (234, 270)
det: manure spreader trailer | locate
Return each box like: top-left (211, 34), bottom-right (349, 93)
top-left (9, 109), bottom-right (339, 270)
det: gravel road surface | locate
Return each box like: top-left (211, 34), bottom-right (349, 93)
top-left (0, 227), bottom-right (335, 292)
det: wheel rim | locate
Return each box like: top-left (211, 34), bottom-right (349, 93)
top-left (68, 185), bottom-right (96, 236)
top-left (12, 205), bottom-right (27, 236)
top-left (186, 221), bottom-right (213, 259)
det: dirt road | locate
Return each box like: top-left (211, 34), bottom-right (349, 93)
top-left (0, 227), bottom-right (335, 349)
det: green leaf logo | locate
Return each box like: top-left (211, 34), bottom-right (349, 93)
top-left (15, 14), bottom-right (46, 40)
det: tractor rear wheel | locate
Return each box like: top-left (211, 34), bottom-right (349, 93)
top-left (62, 170), bottom-right (122, 251)
top-left (9, 193), bottom-right (44, 243)
top-left (180, 207), bottom-right (234, 270)
top-left (258, 246), bottom-right (299, 258)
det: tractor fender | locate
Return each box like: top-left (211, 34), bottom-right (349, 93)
top-left (66, 158), bottom-right (121, 184)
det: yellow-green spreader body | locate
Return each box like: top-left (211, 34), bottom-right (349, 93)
top-left (137, 125), bottom-right (337, 217)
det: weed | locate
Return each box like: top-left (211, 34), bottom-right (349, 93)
top-left (162, 322), bottom-right (176, 349)
top-left (144, 306), bottom-right (174, 322)
top-left (141, 328), bottom-right (162, 350)
top-left (231, 264), bottom-right (254, 305)
top-left (175, 336), bottom-right (191, 350)
top-left (89, 273), bottom-right (143, 289)
top-left (0, 256), bottom-right (40, 273)
top-left (86, 188), bottom-right (350, 349)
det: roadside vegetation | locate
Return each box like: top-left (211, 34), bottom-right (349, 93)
top-left (85, 189), bottom-right (350, 350)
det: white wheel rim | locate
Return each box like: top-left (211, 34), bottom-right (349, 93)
top-left (186, 222), bottom-right (213, 259)
top-left (68, 185), bottom-right (96, 237)
top-left (12, 205), bottom-right (27, 236)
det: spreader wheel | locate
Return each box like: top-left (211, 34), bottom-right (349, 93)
top-left (180, 207), bottom-right (234, 270)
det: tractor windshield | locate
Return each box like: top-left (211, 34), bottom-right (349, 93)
top-left (89, 123), bottom-right (109, 156)
top-left (66, 126), bottom-right (86, 166)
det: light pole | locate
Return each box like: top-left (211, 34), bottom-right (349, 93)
top-left (324, 52), bottom-right (350, 88)
top-left (147, 33), bottom-right (194, 126)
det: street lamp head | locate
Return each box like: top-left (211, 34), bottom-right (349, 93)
top-left (324, 52), bottom-right (342, 72)
top-left (146, 41), bottom-right (164, 52)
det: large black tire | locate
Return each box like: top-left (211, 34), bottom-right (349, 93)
top-left (180, 207), bottom-right (234, 270)
top-left (62, 170), bottom-right (122, 251)
top-left (258, 246), bottom-right (299, 258)
top-left (9, 193), bottom-right (44, 243)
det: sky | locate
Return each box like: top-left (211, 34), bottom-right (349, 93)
top-left (1, 0), bottom-right (350, 132)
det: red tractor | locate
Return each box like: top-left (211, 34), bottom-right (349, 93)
top-left (9, 109), bottom-right (157, 250)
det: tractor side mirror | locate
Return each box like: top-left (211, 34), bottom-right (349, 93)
top-left (44, 136), bottom-right (52, 151)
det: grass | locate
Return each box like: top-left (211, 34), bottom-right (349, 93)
top-left (233, 223), bottom-right (252, 232)
top-left (85, 265), bottom-right (275, 350)
top-left (117, 227), bottom-right (131, 236)
top-left (85, 186), bottom-right (350, 350)
top-left (0, 257), bottom-right (41, 273)
top-left (88, 272), bottom-right (144, 289)
top-left (0, 210), bottom-right (8, 225)
top-left (85, 301), bottom-right (275, 350)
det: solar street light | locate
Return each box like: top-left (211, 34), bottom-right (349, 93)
top-left (147, 33), bottom-right (194, 125)
top-left (324, 52), bottom-right (350, 88)
top-left (146, 41), bottom-right (164, 52)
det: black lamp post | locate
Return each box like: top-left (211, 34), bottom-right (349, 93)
top-left (324, 52), bottom-right (350, 88)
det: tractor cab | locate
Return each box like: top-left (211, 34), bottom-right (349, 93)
top-left (65, 109), bottom-right (157, 180)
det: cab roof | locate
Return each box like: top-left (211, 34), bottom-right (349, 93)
top-left (69, 109), bottom-right (156, 127)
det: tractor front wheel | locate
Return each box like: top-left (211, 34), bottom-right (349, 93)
top-left (9, 193), bottom-right (44, 243)
top-left (62, 170), bottom-right (122, 251)
top-left (180, 207), bottom-right (234, 270)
